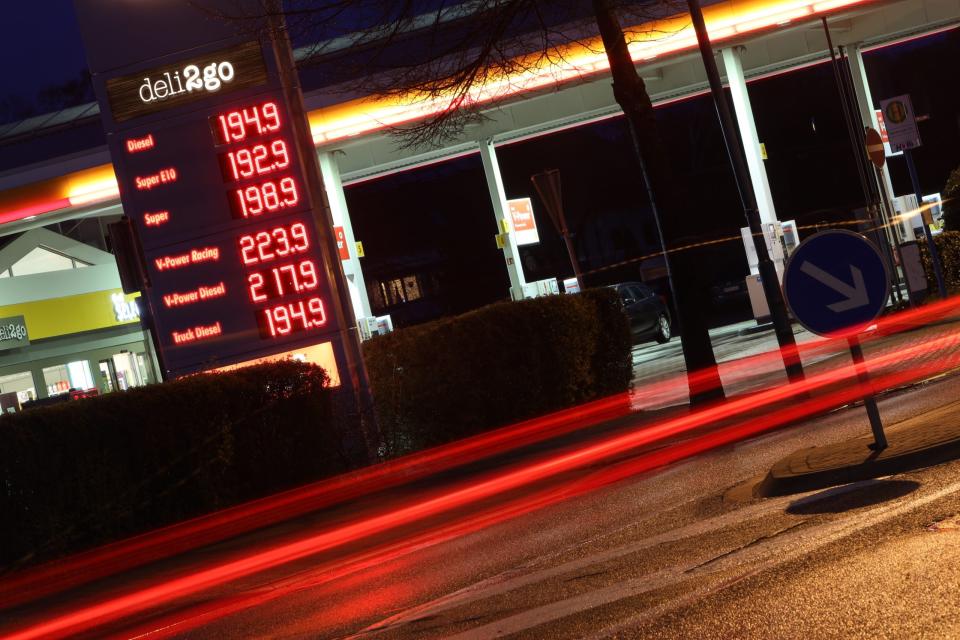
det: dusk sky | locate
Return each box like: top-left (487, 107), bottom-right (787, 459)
top-left (0, 1), bottom-right (86, 109)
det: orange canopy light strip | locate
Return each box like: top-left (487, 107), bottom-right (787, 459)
top-left (306, 0), bottom-right (872, 144)
top-left (0, 0), bottom-right (874, 228)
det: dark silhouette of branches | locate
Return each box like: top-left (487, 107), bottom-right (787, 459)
top-left (213, 0), bottom-right (687, 148)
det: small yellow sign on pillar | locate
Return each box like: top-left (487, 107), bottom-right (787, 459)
top-left (355, 241), bottom-right (365, 257)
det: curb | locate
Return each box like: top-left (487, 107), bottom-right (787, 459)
top-left (756, 399), bottom-right (960, 497)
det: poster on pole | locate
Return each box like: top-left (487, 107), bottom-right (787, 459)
top-left (507, 198), bottom-right (540, 246)
top-left (878, 95), bottom-right (922, 153)
top-left (873, 110), bottom-right (901, 158)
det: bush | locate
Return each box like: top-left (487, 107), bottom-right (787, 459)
top-left (362, 288), bottom-right (632, 455)
top-left (919, 230), bottom-right (960, 291)
top-left (943, 165), bottom-right (960, 232)
top-left (0, 361), bottom-right (349, 569)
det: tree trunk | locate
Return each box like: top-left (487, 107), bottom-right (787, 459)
top-left (591, 0), bottom-right (724, 404)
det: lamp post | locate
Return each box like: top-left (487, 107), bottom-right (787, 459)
top-left (685, 0), bottom-right (805, 384)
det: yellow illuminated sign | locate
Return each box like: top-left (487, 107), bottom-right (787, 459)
top-left (0, 290), bottom-right (141, 341)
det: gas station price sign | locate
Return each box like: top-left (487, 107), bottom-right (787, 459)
top-left (92, 35), bottom-right (344, 376)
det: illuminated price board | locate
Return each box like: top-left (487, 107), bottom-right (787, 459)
top-left (88, 33), bottom-right (347, 376)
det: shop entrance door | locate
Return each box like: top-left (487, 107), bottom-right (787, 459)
top-left (98, 359), bottom-right (118, 394)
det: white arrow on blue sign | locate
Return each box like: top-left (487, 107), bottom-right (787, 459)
top-left (783, 230), bottom-right (890, 336)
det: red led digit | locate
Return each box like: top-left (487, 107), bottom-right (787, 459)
top-left (299, 260), bottom-right (318, 289)
top-left (242, 106), bottom-right (263, 133)
top-left (227, 152), bottom-right (240, 180)
top-left (272, 264), bottom-right (292, 296)
top-left (280, 177), bottom-right (298, 205)
top-left (262, 181), bottom-right (280, 210)
top-left (271, 140), bottom-right (289, 168)
top-left (254, 231), bottom-right (273, 261)
top-left (248, 272), bottom-right (267, 302)
top-left (291, 223), bottom-right (308, 250)
top-left (251, 144), bottom-right (269, 173)
top-left (308, 298), bottom-right (326, 326)
top-left (289, 300), bottom-right (308, 326)
top-left (272, 226), bottom-right (292, 255)
top-left (216, 114), bottom-right (230, 142)
top-left (239, 235), bottom-right (256, 264)
top-left (263, 102), bottom-right (280, 131)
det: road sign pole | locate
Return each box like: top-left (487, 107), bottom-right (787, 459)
top-left (846, 335), bottom-right (887, 450)
top-left (904, 149), bottom-right (947, 299)
top-left (784, 230), bottom-right (891, 449)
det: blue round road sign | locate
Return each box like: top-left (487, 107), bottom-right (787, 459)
top-left (783, 230), bottom-right (890, 336)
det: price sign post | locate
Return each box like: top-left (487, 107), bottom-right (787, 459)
top-left (74, 1), bottom-right (375, 452)
top-left (879, 93), bottom-right (947, 300)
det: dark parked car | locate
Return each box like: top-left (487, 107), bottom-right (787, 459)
top-left (611, 282), bottom-right (672, 344)
top-left (710, 277), bottom-right (749, 307)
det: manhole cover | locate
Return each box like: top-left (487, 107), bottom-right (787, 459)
top-left (927, 515), bottom-right (960, 532)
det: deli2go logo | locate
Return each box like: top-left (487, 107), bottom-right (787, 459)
top-left (139, 61), bottom-right (235, 104)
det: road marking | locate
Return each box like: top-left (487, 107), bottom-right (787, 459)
top-left (800, 261), bottom-right (869, 312)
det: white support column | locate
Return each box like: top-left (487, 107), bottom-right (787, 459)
top-left (318, 150), bottom-right (373, 320)
top-left (722, 46), bottom-right (778, 226)
top-left (479, 139), bottom-right (527, 299)
top-left (847, 43), bottom-right (903, 239)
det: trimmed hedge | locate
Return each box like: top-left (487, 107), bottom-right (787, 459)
top-left (0, 361), bottom-right (349, 569)
top-left (363, 288), bottom-right (632, 456)
top-left (920, 230), bottom-right (960, 291)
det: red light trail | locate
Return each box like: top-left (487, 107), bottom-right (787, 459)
top-left (5, 302), bottom-right (960, 639)
top-left (4, 297), bottom-right (960, 617)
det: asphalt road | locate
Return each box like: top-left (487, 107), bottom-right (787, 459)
top-left (5, 313), bottom-right (960, 640)
top-left (187, 373), bottom-right (960, 640)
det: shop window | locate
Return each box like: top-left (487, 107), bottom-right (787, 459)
top-left (98, 361), bottom-right (115, 394)
top-left (375, 275), bottom-right (426, 308)
top-left (135, 353), bottom-right (151, 385)
top-left (403, 276), bottom-right (422, 302)
top-left (112, 352), bottom-right (147, 390)
top-left (383, 279), bottom-right (406, 306)
top-left (0, 371), bottom-right (36, 405)
top-left (368, 282), bottom-right (386, 310)
top-left (43, 361), bottom-right (94, 396)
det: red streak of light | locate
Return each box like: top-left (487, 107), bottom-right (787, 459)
top-left (6, 324), bottom-right (960, 640)
top-left (111, 353), bottom-right (956, 640)
top-left (634, 294), bottom-right (960, 404)
top-left (4, 295), bottom-right (959, 610)
top-left (0, 392), bottom-right (632, 608)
